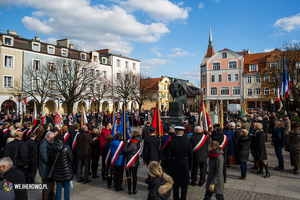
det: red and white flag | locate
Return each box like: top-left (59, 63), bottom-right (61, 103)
top-left (33, 102), bottom-right (37, 126)
top-left (23, 98), bottom-right (27, 106)
top-left (41, 103), bottom-right (46, 125)
top-left (55, 107), bottom-right (62, 129)
top-left (277, 86), bottom-right (281, 102)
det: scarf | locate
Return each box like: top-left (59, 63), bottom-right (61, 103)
top-left (209, 152), bottom-right (221, 160)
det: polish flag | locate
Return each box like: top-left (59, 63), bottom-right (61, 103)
top-left (277, 86), bottom-right (281, 102)
top-left (33, 102), bottom-right (37, 126)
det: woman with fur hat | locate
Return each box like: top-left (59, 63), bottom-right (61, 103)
top-left (254, 123), bottom-right (270, 178)
top-left (124, 131), bottom-right (142, 195)
top-left (145, 161), bottom-right (173, 200)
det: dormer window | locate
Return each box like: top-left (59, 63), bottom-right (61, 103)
top-left (81, 53), bottom-right (86, 60)
top-left (250, 64), bottom-right (257, 72)
top-left (102, 57), bottom-right (107, 64)
top-left (222, 52), bottom-right (227, 58)
top-left (47, 45), bottom-right (55, 54)
top-left (3, 36), bottom-right (13, 46)
top-left (61, 49), bottom-right (68, 57)
top-left (32, 42), bottom-right (41, 52)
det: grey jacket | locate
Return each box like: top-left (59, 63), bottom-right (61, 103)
top-left (38, 139), bottom-right (52, 179)
top-left (206, 148), bottom-right (224, 194)
top-left (0, 179), bottom-right (15, 200)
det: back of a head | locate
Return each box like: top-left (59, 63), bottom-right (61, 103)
top-left (0, 157), bottom-right (13, 169)
top-left (115, 132), bottom-right (122, 140)
top-left (148, 161), bottom-right (163, 178)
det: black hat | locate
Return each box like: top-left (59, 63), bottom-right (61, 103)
top-left (163, 126), bottom-right (170, 133)
top-left (174, 122), bottom-right (185, 130)
top-left (213, 124), bottom-right (220, 128)
top-left (149, 126), bottom-right (156, 133)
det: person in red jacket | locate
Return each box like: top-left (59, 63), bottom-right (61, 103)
top-left (100, 122), bottom-right (112, 180)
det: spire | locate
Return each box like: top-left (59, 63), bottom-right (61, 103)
top-left (208, 26), bottom-right (213, 48)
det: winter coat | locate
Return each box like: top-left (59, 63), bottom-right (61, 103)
top-left (77, 131), bottom-right (93, 159)
top-left (255, 130), bottom-right (267, 161)
top-left (142, 126), bottom-right (150, 139)
top-left (272, 123), bottom-right (285, 148)
top-left (145, 173), bottom-right (173, 200)
top-left (4, 166), bottom-right (27, 200)
top-left (0, 179), bottom-right (15, 200)
top-left (25, 139), bottom-right (38, 163)
top-left (286, 129), bottom-right (300, 153)
top-left (160, 135), bottom-right (171, 161)
top-left (190, 132), bottom-right (209, 163)
top-left (91, 133), bottom-right (101, 155)
top-left (3, 139), bottom-right (28, 167)
top-left (284, 119), bottom-right (291, 135)
top-left (110, 139), bottom-right (125, 166)
top-left (268, 116), bottom-right (277, 133)
top-left (241, 122), bottom-right (250, 132)
top-left (206, 148), bottom-right (224, 194)
top-left (234, 136), bottom-right (251, 163)
top-left (223, 130), bottom-right (234, 156)
top-left (50, 140), bottom-right (73, 182)
top-left (38, 139), bottom-right (52, 179)
top-left (124, 136), bottom-right (142, 168)
top-left (100, 128), bottom-right (112, 153)
top-left (143, 135), bottom-right (162, 163)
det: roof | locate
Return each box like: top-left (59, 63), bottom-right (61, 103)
top-left (186, 85), bottom-right (200, 97)
top-left (204, 46), bottom-right (215, 58)
top-left (244, 52), bottom-right (271, 74)
top-left (140, 77), bottom-right (161, 93)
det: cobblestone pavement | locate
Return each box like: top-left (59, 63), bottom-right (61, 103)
top-left (28, 122), bottom-right (300, 200)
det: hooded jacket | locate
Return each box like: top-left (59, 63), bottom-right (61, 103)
top-left (50, 140), bottom-right (73, 182)
top-left (145, 173), bottom-right (173, 200)
top-left (100, 128), bottom-right (112, 153)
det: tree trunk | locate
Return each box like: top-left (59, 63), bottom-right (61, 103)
top-left (66, 101), bottom-right (74, 115)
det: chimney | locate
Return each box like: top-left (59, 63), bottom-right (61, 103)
top-left (35, 37), bottom-right (40, 41)
top-left (69, 44), bottom-right (74, 49)
top-left (57, 38), bottom-right (69, 48)
top-left (161, 76), bottom-right (163, 78)
top-left (97, 49), bottom-right (109, 54)
top-left (7, 30), bottom-right (17, 35)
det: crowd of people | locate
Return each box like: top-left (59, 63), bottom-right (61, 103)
top-left (0, 107), bottom-right (299, 200)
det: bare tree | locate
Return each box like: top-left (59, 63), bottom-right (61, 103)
top-left (133, 74), bottom-right (157, 110)
top-left (113, 70), bottom-right (139, 109)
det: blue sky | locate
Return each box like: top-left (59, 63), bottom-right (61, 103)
top-left (1, 0), bottom-right (300, 85)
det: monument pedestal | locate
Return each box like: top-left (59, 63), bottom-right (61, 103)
top-left (161, 102), bottom-right (185, 125)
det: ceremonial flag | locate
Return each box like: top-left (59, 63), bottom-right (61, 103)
top-left (23, 98), bottom-right (27, 106)
top-left (33, 102), bottom-right (37, 126)
top-left (117, 109), bottom-right (131, 140)
top-left (151, 103), bottom-right (163, 136)
top-left (55, 106), bottom-right (62, 129)
top-left (81, 106), bottom-right (88, 127)
top-left (199, 95), bottom-right (212, 132)
top-left (41, 103), bottom-right (46, 125)
top-left (277, 86), bottom-right (281, 102)
top-left (281, 57), bottom-right (289, 98)
top-left (288, 75), bottom-right (292, 97)
top-left (220, 101), bottom-right (224, 129)
top-left (111, 114), bottom-right (118, 136)
top-left (213, 103), bottom-right (219, 124)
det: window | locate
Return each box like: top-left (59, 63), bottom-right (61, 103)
top-left (274, 87), bottom-right (281, 94)
top-left (103, 85), bottom-right (107, 91)
top-left (222, 52), bottom-right (227, 58)
top-left (125, 61), bottom-right (129, 69)
top-left (227, 74), bottom-right (231, 82)
top-left (125, 74), bottom-right (129, 80)
top-left (270, 63), bottom-right (277, 70)
top-left (3, 76), bottom-right (13, 88)
top-left (96, 70), bottom-right (100, 77)
top-left (211, 75), bottom-right (215, 83)
top-left (221, 87), bottom-right (229, 95)
top-left (264, 75), bottom-right (270, 82)
top-left (4, 36), bottom-right (13, 46)
top-left (247, 76), bottom-right (252, 83)
top-left (211, 87), bottom-right (217, 95)
top-left (247, 88), bottom-right (252, 96)
top-left (233, 87), bottom-right (240, 95)
top-left (49, 80), bottom-right (56, 91)
top-left (255, 88), bottom-right (261, 95)
top-left (255, 76), bottom-right (260, 83)
top-left (61, 49), bottom-right (68, 57)
top-left (202, 76), bottom-right (206, 83)
top-left (229, 61), bottom-right (237, 69)
top-left (96, 84), bottom-right (100, 91)
top-left (235, 74), bottom-right (239, 82)
top-left (102, 57), bottom-right (107, 64)
top-left (63, 64), bottom-right (69, 73)
top-left (48, 62), bottom-right (56, 71)
top-left (82, 68), bottom-right (87, 76)
top-left (93, 55), bottom-right (98, 62)
top-left (32, 78), bottom-right (41, 90)
top-left (250, 64), bottom-right (257, 71)
top-left (278, 63), bottom-right (283, 69)
top-left (296, 62), bottom-right (300, 69)
top-left (117, 73), bottom-right (120, 79)
top-left (202, 88), bottom-right (206, 95)
top-left (133, 63), bottom-right (136, 70)
top-left (4, 55), bottom-right (13, 68)
top-left (117, 59), bottom-right (120, 67)
top-left (264, 88), bottom-right (270, 95)
top-left (218, 75), bottom-right (222, 82)
top-left (273, 74), bottom-right (279, 82)
top-left (47, 45), bottom-right (55, 54)
top-left (32, 42), bottom-right (40, 51)
top-left (89, 69), bottom-right (94, 77)
top-left (32, 60), bottom-right (40, 71)
top-left (81, 53), bottom-right (86, 60)
top-left (103, 71), bottom-right (107, 78)
top-left (213, 63), bottom-right (220, 70)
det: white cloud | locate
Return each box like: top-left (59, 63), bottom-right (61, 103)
top-left (213, 0), bottom-right (221, 3)
top-left (176, 67), bottom-right (200, 81)
top-left (119, 0), bottom-right (191, 22)
top-left (151, 47), bottom-right (163, 57)
top-left (268, 33), bottom-right (284, 38)
top-left (167, 48), bottom-right (194, 57)
top-left (198, 2), bottom-right (204, 9)
top-left (274, 13), bottom-right (300, 32)
top-left (264, 48), bottom-right (274, 52)
top-left (291, 39), bottom-right (300, 43)
top-left (140, 58), bottom-right (174, 74)
top-left (1, 0), bottom-right (175, 55)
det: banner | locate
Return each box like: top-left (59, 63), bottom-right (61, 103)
top-left (55, 106), bottom-right (62, 129)
top-left (151, 103), bottom-right (163, 136)
top-left (117, 110), bottom-right (131, 140)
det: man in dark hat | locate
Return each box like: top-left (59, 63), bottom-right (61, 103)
top-left (168, 124), bottom-right (193, 200)
top-left (143, 126), bottom-right (161, 166)
top-left (211, 123), bottom-right (220, 138)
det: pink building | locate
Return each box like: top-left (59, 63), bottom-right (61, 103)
top-left (200, 28), bottom-right (246, 111)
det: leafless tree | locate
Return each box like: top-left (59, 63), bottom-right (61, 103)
top-left (133, 74), bottom-right (157, 110)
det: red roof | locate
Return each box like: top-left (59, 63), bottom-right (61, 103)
top-left (244, 52), bottom-right (271, 74)
top-left (140, 77), bottom-right (162, 93)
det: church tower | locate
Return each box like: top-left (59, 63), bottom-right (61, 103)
top-left (204, 27), bottom-right (215, 58)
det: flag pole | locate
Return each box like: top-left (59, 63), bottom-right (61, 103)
top-left (123, 101), bottom-right (126, 142)
top-left (112, 101), bottom-right (115, 128)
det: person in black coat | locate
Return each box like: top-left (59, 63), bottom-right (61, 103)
top-left (90, 128), bottom-right (101, 178)
top-left (102, 134), bottom-right (114, 187)
top-left (168, 126), bottom-right (193, 200)
top-left (124, 131), bottom-right (142, 194)
top-left (212, 127), bottom-right (229, 183)
top-left (160, 128), bottom-right (171, 174)
top-left (272, 121), bottom-right (285, 170)
top-left (234, 129), bottom-right (251, 180)
top-left (143, 126), bottom-right (162, 165)
top-left (190, 126), bottom-right (209, 186)
top-left (25, 131), bottom-right (38, 183)
top-left (0, 157), bottom-right (28, 200)
top-left (254, 123), bottom-right (270, 178)
top-left (50, 134), bottom-right (73, 200)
